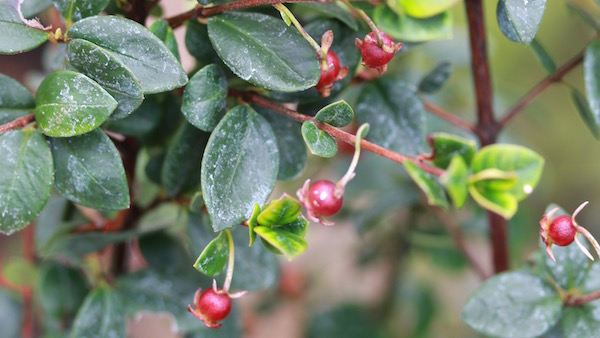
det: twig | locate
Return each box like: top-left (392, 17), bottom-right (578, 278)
top-left (465, 0), bottom-right (508, 274)
top-left (0, 114), bottom-right (34, 135)
top-left (565, 289), bottom-right (600, 307)
top-left (500, 49), bottom-right (586, 126)
top-left (229, 89), bottom-right (445, 176)
top-left (422, 98), bottom-right (476, 133)
top-left (431, 207), bottom-right (490, 279)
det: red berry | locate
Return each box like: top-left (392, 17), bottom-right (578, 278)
top-left (548, 215), bottom-right (577, 246)
top-left (198, 288), bottom-right (232, 323)
top-left (315, 50), bottom-right (341, 92)
top-left (307, 180), bottom-right (343, 217)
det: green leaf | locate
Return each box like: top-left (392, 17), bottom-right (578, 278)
top-left (254, 226), bottom-right (307, 260)
top-left (35, 70), bottom-right (117, 137)
top-left (301, 120), bottom-right (337, 158)
top-left (103, 97), bottom-right (161, 138)
top-left (149, 19), bottom-right (179, 60)
top-left (50, 129), bottom-right (129, 210)
top-left (255, 105), bottom-right (306, 181)
top-left (207, 12), bottom-right (320, 92)
top-left (418, 61), bottom-right (452, 94)
top-left (21, 0), bottom-right (53, 18)
top-left (193, 231), bottom-right (229, 277)
top-left (293, 3), bottom-right (358, 31)
top-left (189, 192), bottom-right (204, 213)
top-left (426, 132), bottom-right (476, 168)
top-left (0, 288), bottom-right (22, 338)
top-left (139, 231), bottom-right (193, 274)
top-left (66, 39), bottom-right (144, 119)
top-left (185, 19), bottom-right (219, 66)
top-left (161, 123), bottom-right (209, 197)
top-left (0, 1), bottom-right (48, 54)
top-left (356, 79), bottom-right (426, 156)
top-left (397, 0), bottom-right (460, 18)
top-left (314, 100), bottom-right (354, 127)
top-left (181, 64), bottom-right (228, 132)
top-left (470, 144), bottom-right (544, 201)
top-left (53, 0), bottom-right (109, 24)
top-left (257, 195), bottom-right (301, 227)
top-left (468, 177), bottom-right (518, 219)
top-left (38, 263), bottom-right (88, 318)
top-left (501, 0), bottom-right (546, 45)
top-left (0, 130), bottom-right (53, 235)
top-left (572, 88), bottom-right (600, 139)
top-left (583, 41), bottom-right (600, 139)
top-left (561, 305), bottom-right (600, 338)
top-left (567, 3), bottom-right (600, 32)
top-left (374, 5), bottom-right (453, 42)
top-left (201, 105), bottom-right (279, 232)
top-left (71, 287), bottom-right (125, 338)
top-left (68, 15), bottom-right (188, 94)
top-left (403, 161), bottom-right (448, 209)
top-left (0, 73), bottom-right (34, 124)
top-left (462, 271), bottom-right (562, 338)
top-left (496, 0), bottom-right (520, 43)
top-left (530, 38), bottom-right (556, 74)
top-left (440, 156), bottom-right (468, 208)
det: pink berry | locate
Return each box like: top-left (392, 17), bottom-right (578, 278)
top-left (315, 50), bottom-right (341, 93)
top-left (548, 215), bottom-right (577, 246)
top-left (198, 288), bottom-right (232, 322)
top-left (307, 180), bottom-right (343, 217)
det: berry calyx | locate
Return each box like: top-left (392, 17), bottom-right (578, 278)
top-left (308, 179), bottom-right (343, 217)
top-left (540, 201), bottom-right (600, 261)
top-left (355, 31), bottom-right (402, 74)
top-left (187, 287), bottom-right (231, 329)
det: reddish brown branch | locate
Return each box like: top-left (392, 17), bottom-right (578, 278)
top-left (230, 90), bottom-right (445, 176)
top-left (501, 50), bottom-right (585, 126)
top-left (565, 289), bottom-right (600, 307)
top-left (0, 114), bottom-right (34, 135)
top-left (422, 99), bottom-right (476, 133)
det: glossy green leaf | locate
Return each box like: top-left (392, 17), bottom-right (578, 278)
top-left (561, 305), bottom-right (600, 338)
top-left (149, 18), bottom-right (179, 60)
top-left (468, 174), bottom-right (518, 219)
top-left (418, 61), bottom-right (452, 94)
top-left (71, 287), bottom-right (125, 338)
top-left (181, 64), bottom-right (228, 132)
top-left (161, 123), bottom-right (208, 197)
top-left (403, 161), bottom-right (448, 209)
top-left (0, 1), bottom-right (48, 54)
top-left (374, 5), bottom-right (452, 42)
top-left (201, 105), bottom-right (279, 232)
top-left (501, 0), bottom-right (546, 45)
top-left (356, 79), bottom-right (426, 156)
top-left (139, 231), bottom-right (194, 274)
top-left (0, 73), bottom-right (34, 124)
top-left (103, 97), bottom-right (161, 138)
top-left (188, 212), bottom-right (279, 291)
top-left (0, 288), bottom-right (22, 338)
top-left (0, 130), bottom-right (53, 235)
top-left (314, 100), bottom-right (354, 127)
top-left (572, 89), bottom-right (600, 139)
top-left (542, 238), bottom-right (592, 291)
top-left (257, 195), bottom-right (301, 227)
top-left (259, 216), bottom-right (308, 255)
top-left (68, 15), bottom-right (188, 94)
top-left (193, 231), bottom-right (229, 277)
top-left (397, 0), bottom-right (460, 18)
top-left (293, 2), bottom-right (358, 30)
top-left (245, 203), bottom-right (260, 248)
top-left (496, 0), bottom-right (520, 43)
top-left (35, 70), bottom-right (117, 137)
top-left (462, 271), bottom-right (562, 338)
top-left (50, 129), bottom-right (129, 210)
top-left (66, 39), bottom-right (143, 119)
top-left (38, 263), bottom-right (88, 318)
top-left (426, 132), bottom-right (476, 168)
top-left (530, 38), bottom-right (556, 74)
top-left (470, 144), bottom-right (544, 201)
top-left (185, 19), bottom-right (219, 66)
top-left (254, 226), bottom-right (307, 260)
top-left (440, 156), bottom-right (468, 208)
top-left (255, 106), bottom-right (306, 181)
top-left (301, 120), bottom-right (337, 158)
top-left (53, 0), bottom-right (109, 24)
top-left (208, 12), bottom-right (320, 92)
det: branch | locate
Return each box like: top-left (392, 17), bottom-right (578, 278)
top-left (565, 289), bottom-right (600, 307)
top-left (421, 98), bottom-right (476, 133)
top-left (230, 89), bottom-right (445, 176)
top-left (500, 49), bottom-right (586, 126)
top-left (0, 114), bottom-right (34, 135)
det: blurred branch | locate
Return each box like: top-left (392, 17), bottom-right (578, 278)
top-left (501, 49), bottom-right (585, 126)
top-left (565, 289), bottom-right (600, 307)
top-left (230, 89), bottom-right (445, 176)
top-left (0, 114), bottom-right (35, 135)
top-left (421, 98), bottom-right (476, 133)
